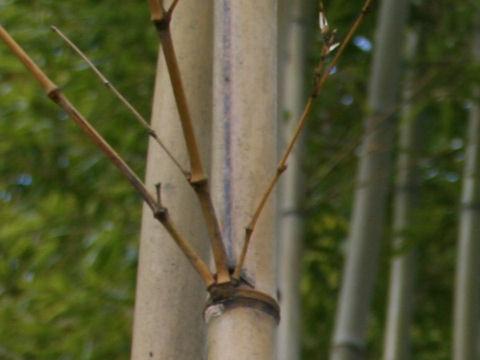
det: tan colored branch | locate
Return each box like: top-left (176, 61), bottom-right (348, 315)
top-left (0, 25), bottom-right (57, 94)
top-left (148, 0), bottom-right (165, 22)
top-left (155, 27), bottom-right (206, 182)
top-left (51, 25), bottom-right (188, 177)
top-left (0, 24), bottom-right (214, 287)
top-left (233, 0), bottom-right (374, 279)
top-left (149, 4), bottom-right (230, 283)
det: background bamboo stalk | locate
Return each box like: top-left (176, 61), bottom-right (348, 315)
top-left (453, 16), bottom-right (480, 360)
top-left (275, 0), bottom-right (311, 358)
top-left (131, 1), bottom-right (215, 358)
top-left (382, 29), bottom-right (420, 360)
top-left (330, 0), bottom-right (410, 358)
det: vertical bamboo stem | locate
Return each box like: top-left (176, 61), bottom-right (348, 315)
top-left (207, 0), bottom-right (278, 358)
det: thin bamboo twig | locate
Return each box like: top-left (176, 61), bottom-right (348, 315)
top-left (0, 24), bottom-right (215, 287)
top-left (149, 1), bottom-right (231, 284)
top-left (233, 0), bottom-right (374, 279)
top-left (149, 0), bottom-right (204, 182)
top-left (51, 25), bottom-right (188, 177)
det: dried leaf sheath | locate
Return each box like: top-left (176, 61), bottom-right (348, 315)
top-left (0, 24), bottom-right (215, 287)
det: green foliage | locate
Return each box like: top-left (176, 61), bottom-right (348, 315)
top-left (1, 2), bottom-right (156, 358)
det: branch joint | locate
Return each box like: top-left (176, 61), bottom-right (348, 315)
top-left (189, 175), bottom-right (209, 189)
top-left (153, 14), bottom-right (171, 32)
top-left (361, 3), bottom-right (373, 14)
top-left (205, 283), bottom-right (280, 324)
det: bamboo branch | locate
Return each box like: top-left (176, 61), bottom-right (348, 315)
top-left (233, 0), bottom-right (374, 280)
top-left (0, 24), bottom-right (215, 287)
top-left (149, 1), bottom-right (231, 284)
top-left (51, 25), bottom-right (188, 177)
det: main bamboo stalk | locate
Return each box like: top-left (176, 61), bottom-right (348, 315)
top-left (207, 0), bottom-right (278, 358)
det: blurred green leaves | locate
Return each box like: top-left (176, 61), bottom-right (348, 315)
top-left (1, 1), bottom-right (156, 358)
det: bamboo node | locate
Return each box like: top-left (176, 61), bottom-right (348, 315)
top-left (189, 175), bottom-right (208, 188)
top-left (361, 2), bottom-right (373, 14)
top-left (205, 283), bottom-right (280, 324)
top-left (331, 339), bottom-right (366, 356)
